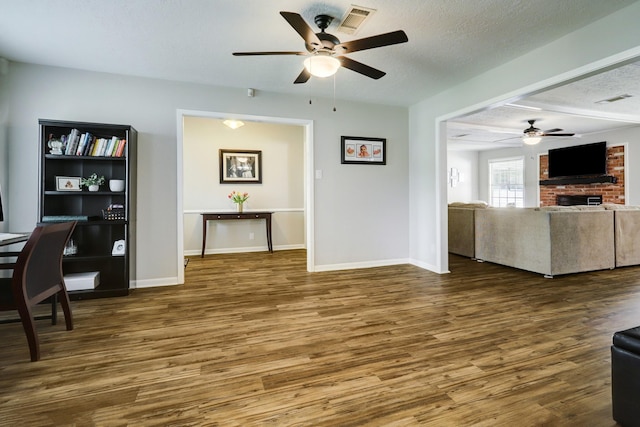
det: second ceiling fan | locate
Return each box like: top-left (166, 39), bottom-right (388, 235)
top-left (521, 119), bottom-right (575, 145)
top-left (233, 11), bottom-right (408, 84)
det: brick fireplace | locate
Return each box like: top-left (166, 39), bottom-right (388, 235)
top-left (539, 145), bottom-right (625, 206)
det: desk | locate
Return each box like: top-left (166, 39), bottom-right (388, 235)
top-left (0, 233), bottom-right (29, 247)
top-left (201, 212), bottom-right (273, 257)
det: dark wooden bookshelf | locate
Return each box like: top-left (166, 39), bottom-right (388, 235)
top-left (38, 119), bottom-right (137, 300)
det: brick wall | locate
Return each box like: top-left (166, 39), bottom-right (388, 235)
top-left (539, 145), bottom-right (625, 206)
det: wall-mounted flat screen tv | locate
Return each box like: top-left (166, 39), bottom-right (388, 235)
top-left (547, 141), bottom-right (607, 178)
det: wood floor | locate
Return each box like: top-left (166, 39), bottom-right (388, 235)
top-left (0, 250), bottom-right (636, 426)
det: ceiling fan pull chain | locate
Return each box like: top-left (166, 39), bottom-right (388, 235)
top-left (333, 74), bottom-right (337, 112)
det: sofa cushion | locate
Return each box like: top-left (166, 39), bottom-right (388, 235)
top-left (613, 209), bottom-right (640, 267)
top-left (536, 205), bottom-right (605, 211)
top-left (449, 201), bottom-right (488, 209)
top-left (602, 203), bottom-right (640, 210)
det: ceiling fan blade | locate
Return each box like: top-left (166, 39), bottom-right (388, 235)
top-left (544, 128), bottom-right (563, 133)
top-left (339, 56), bottom-right (386, 79)
top-left (293, 68), bottom-right (311, 84)
top-left (233, 51), bottom-right (307, 56)
top-left (280, 12), bottom-right (323, 49)
top-left (336, 30), bottom-right (408, 53)
top-left (542, 133), bottom-right (575, 137)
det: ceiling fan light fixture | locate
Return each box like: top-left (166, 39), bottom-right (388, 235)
top-left (522, 135), bottom-right (542, 145)
top-left (223, 119), bottom-right (245, 130)
top-left (303, 55), bottom-right (340, 78)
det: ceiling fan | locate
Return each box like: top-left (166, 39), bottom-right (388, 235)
top-left (232, 11), bottom-right (408, 84)
top-left (521, 119), bottom-right (575, 145)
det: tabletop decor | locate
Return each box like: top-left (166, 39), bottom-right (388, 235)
top-left (228, 191), bottom-right (249, 212)
top-left (81, 173), bottom-right (105, 192)
top-left (56, 176), bottom-right (82, 191)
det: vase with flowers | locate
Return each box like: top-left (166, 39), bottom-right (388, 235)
top-left (228, 191), bottom-right (249, 212)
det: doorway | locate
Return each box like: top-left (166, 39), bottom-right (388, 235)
top-left (440, 51), bottom-right (640, 273)
top-left (176, 110), bottom-right (314, 284)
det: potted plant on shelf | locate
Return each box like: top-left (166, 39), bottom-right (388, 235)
top-left (228, 191), bottom-right (249, 212)
top-left (81, 173), bottom-right (105, 192)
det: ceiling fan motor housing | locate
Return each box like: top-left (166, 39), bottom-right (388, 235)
top-left (306, 15), bottom-right (340, 53)
top-left (308, 32), bottom-right (340, 53)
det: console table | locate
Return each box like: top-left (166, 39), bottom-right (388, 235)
top-left (201, 212), bottom-right (273, 257)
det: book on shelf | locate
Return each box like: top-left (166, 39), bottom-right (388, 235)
top-left (115, 139), bottom-right (126, 157)
top-left (50, 129), bottom-right (126, 158)
top-left (83, 135), bottom-right (96, 156)
top-left (75, 132), bottom-right (91, 156)
top-left (41, 215), bottom-right (90, 222)
top-left (64, 128), bottom-right (80, 155)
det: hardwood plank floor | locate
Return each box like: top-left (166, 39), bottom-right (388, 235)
top-left (0, 249), bottom-right (636, 426)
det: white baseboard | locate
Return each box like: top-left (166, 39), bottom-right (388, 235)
top-left (313, 258), bottom-right (410, 272)
top-left (185, 244), bottom-right (305, 257)
top-left (132, 277), bottom-right (181, 289)
top-left (409, 258), bottom-right (448, 274)
top-left (133, 252), bottom-right (444, 290)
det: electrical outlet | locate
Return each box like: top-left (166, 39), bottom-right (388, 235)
top-left (249, 232), bottom-right (255, 240)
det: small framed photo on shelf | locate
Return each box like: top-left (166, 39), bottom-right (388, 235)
top-left (341, 136), bottom-right (386, 165)
top-left (219, 149), bottom-right (262, 184)
top-left (55, 176), bottom-right (81, 191)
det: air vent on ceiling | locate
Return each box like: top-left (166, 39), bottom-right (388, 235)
top-left (595, 93), bottom-right (633, 104)
top-left (337, 5), bottom-right (376, 35)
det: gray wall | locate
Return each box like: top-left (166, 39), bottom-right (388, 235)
top-left (5, 63), bottom-right (409, 286)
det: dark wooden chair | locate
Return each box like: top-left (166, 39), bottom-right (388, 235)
top-left (0, 221), bottom-right (77, 361)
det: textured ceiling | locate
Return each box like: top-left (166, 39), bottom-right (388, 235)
top-left (448, 61), bottom-right (640, 151)
top-left (0, 0), bottom-right (637, 107)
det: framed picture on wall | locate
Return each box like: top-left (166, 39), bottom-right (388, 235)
top-left (341, 136), bottom-right (386, 165)
top-left (219, 149), bottom-right (262, 183)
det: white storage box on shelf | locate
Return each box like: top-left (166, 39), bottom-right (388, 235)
top-left (63, 271), bottom-right (100, 291)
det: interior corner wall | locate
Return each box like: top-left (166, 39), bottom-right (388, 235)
top-left (5, 62), bottom-right (409, 285)
top-left (182, 117), bottom-right (305, 254)
top-left (409, 1), bottom-right (640, 273)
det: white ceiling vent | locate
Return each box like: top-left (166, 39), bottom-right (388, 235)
top-left (337, 6), bottom-right (376, 35)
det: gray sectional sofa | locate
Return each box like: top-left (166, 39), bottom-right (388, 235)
top-left (448, 203), bottom-right (640, 277)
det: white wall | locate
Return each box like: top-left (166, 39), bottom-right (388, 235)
top-left (5, 63), bottom-right (409, 286)
top-left (410, 2), bottom-right (640, 273)
top-left (447, 150), bottom-right (478, 203)
top-left (182, 117), bottom-right (305, 255)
